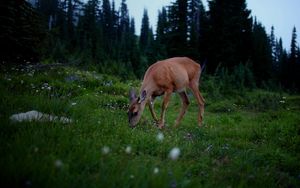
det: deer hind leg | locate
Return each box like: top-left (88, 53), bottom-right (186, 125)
top-left (148, 96), bottom-right (158, 123)
top-left (174, 91), bottom-right (190, 127)
top-left (189, 82), bottom-right (205, 127)
top-left (158, 91), bottom-right (172, 129)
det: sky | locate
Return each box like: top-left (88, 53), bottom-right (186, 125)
top-left (114, 0), bottom-right (300, 50)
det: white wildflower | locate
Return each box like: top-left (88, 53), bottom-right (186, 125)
top-left (34, 147), bottom-right (39, 152)
top-left (71, 102), bottom-right (77, 106)
top-left (156, 132), bottom-right (164, 142)
top-left (54, 159), bottom-right (63, 168)
top-left (102, 146), bottom-right (110, 154)
top-left (205, 144), bottom-right (213, 152)
top-left (169, 147), bottom-right (180, 160)
top-left (153, 167), bottom-right (159, 174)
top-left (125, 146), bottom-right (132, 154)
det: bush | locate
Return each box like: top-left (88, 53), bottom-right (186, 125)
top-left (201, 63), bottom-right (256, 99)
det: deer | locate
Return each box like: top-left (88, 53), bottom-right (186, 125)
top-left (128, 57), bottom-right (205, 129)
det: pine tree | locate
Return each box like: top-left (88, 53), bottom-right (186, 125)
top-left (270, 26), bottom-right (277, 63)
top-left (290, 26), bottom-right (298, 63)
top-left (36, 0), bottom-right (59, 30)
top-left (0, 0), bottom-right (46, 63)
top-left (206, 0), bottom-right (252, 72)
top-left (140, 9), bottom-right (150, 53)
top-left (167, 0), bottom-right (188, 56)
top-left (188, 0), bottom-right (200, 57)
top-left (288, 26), bottom-right (299, 89)
top-left (77, 0), bottom-right (102, 61)
top-left (129, 18), bottom-right (141, 75)
top-left (274, 38), bottom-right (283, 77)
top-left (102, 0), bottom-right (113, 57)
top-left (118, 0), bottom-right (130, 62)
top-left (110, 0), bottom-right (119, 58)
top-left (251, 20), bottom-right (273, 84)
top-left (66, 0), bottom-right (83, 51)
top-left (155, 7), bottom-right (168, 59)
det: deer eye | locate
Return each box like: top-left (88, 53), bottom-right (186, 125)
top-left (133, 111), bottom-right (138, 116)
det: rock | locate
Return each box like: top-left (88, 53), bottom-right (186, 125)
top-left (10, 110), bottom-right (72, 124)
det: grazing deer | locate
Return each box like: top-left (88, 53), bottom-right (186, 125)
top-left (128, 57), bottom-right (205, 129)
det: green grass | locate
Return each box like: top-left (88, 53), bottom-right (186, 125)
top-left (0, 65), bottom-right (299, 187)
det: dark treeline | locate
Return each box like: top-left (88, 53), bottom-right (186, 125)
top-left (1, 0), bottom-right (300, 90)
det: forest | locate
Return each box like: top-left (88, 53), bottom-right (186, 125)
top-left (1, 0), bottom-right (300, 91)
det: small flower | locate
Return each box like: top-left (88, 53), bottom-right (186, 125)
top-left (169, 147), bottom-right (180, 160)
top-left (205, 144), bottom-right (213, 152)
top-left (102, 146), bottom-right (110, 154)
top-left (125, 146), bottom-right (132, 154)
top-left (130, 174), bottom-right (135, 179)
top-left (54, 159), bottom-right (63, 168)
top-left (156, 132), bottom-right (164, 142)
top-left (279, 100), bottom-right (285, 104)
top-left (153, 167), bottom-right (159, 174)
top-left (71, 102), bottom-right (77, 106)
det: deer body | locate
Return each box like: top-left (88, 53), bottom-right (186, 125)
top-left (128, 57), bottom-right (205, 128)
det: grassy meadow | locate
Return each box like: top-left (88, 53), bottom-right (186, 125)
top-left (0, 64), bottom-right (299, 187)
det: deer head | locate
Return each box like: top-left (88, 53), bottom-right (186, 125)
top-left (128, 89), bottom-right (147, 127)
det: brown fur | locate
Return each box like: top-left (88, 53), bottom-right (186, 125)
top-left (128, 57), bottom-right (205, 128)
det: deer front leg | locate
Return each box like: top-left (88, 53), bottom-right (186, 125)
top-left (148, 96), bottom-right (158, 123)
top-left (158, 91), bottom-right (172, 129)
top-left (174, 91), bottom-right (190, 127)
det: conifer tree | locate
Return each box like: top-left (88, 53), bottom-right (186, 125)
top-left (206, 0), bottom-right (252, 71)
top-left (0, 0), bottom-right (45, 63)
top-left (288, 26), bottom-right (299, 89)
top-left (155, 7), bottom-right (168, 59)
top-left (251, 20), bottom-right (272, 84)
top-left (290, 26), bottom-right (298, 64)
top-left (167, 0), bottom-right (188, 56)
top-left (102, 0), bottom-right (113, 57)
top-left (140, 9), bottom-right (150, 53)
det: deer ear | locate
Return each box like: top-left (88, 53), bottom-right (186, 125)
top-left (138, 90), bottom-right (147, 103)
top-left (129, 89), bottom-right (137, 102)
